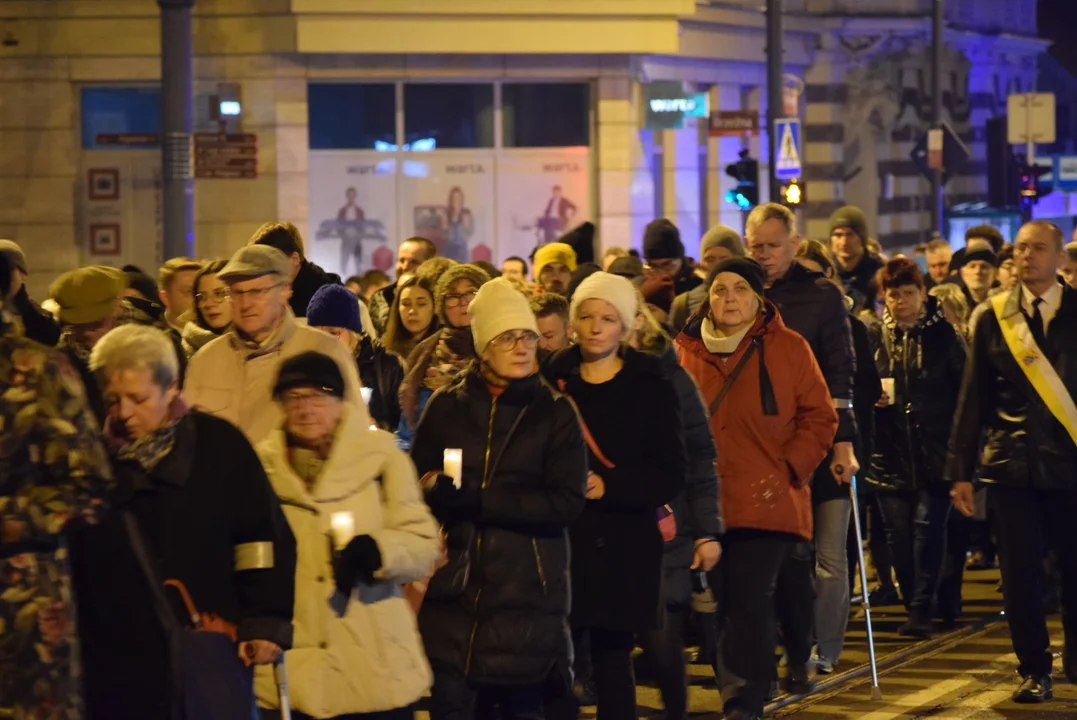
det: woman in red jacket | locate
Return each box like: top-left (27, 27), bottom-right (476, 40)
top-left (675, 257), bottom-right (838, 720)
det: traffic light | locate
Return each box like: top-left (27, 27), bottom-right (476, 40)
top-left (1018, 161), bottom-right (1051, 202)
top-left (725, 150), bottom-right (759, 210)
top-left (780, 178), bottom-right (803, 207)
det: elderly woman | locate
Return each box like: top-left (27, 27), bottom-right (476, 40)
top-left (396, 264), bottom-right (490, 451)
top-left (254, 351), bottom-right (440, 720)
top-left (411, 278), bottom-right (587, 719)
top-left (181, 259), bottom-right (232, 357)
top-left (676, 258), bottom-right (838, 720)
top-left (0, 252), bottom-right (113, 719)
top-left (73, 324), bottom-right (296, 720)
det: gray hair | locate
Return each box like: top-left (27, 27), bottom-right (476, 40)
top-left (745, 203), bottom-right (796, 240)
top-left (89, 324), bottom-right (179, 390)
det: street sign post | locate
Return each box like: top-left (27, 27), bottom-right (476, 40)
top-left (774, 118), bottom-right (801, 181)
top-left (708, 110), bottom-right (759, 137)
top-left (910, 122), bottom-right (969, 186)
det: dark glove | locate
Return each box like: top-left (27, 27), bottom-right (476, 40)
top-left (333, 534), bottom-right (382, 595)
top-left (424, 474), bottom-right (481, 526)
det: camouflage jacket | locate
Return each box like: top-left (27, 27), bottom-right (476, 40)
top-left (0, 319), bottom-right (113, 717)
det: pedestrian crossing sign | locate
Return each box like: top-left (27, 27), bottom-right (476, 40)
top-left (775, 118), bottom-right (801, 180)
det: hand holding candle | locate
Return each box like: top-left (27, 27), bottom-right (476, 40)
top-left (329, 511), bottom-right (355, 551)
top-left (443, 449), bottom-right (463, 489)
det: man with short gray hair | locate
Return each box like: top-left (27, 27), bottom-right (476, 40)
top-left (184, 244), bottom-right (365, 444)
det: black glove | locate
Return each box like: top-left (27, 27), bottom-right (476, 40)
top-left (424, 474), bottom-right (481, 526)
top-left (333, 534), bottom-right (382, 596)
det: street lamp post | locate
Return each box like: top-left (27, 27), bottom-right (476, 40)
top-left (159, 0), bottom-right (195, 260)
top-left (766, 0), bottom-right (784, 205)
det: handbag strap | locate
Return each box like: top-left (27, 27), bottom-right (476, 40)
top-left (123, 511), bottom-right (187, 632)
top-left (557, 379), bottom-right (615, 470)
top-left (708, 337), bottom-right (760, 418)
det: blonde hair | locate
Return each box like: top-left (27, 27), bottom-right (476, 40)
top-left (158, 257), bottom-right (203, 292)
top-left (929, 282), bottom-right (970, 322)
top-left (90, 324), bottom-right (179, 390)
top-left (745, 203), bottom-right (796, 240)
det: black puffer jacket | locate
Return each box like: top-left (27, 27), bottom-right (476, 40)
top-left (411, 369), bottom-right (587, 686)
top-left (870, 296), bottom-right (966, 492)
top-left (290, 261), bottom-right (342, 318)
top-left (947, 283), bottom-right (1077, 490)
top-left (542, 345), bottom-right (686, 631)
top-left (355, 334), bottom-right (405, 430)
top-left (765, 263), bottom-right (857, 503)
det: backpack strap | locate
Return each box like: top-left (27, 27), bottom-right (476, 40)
top-left (557, 379), bottom-right (616, 470)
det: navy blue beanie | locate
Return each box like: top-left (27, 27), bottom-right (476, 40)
top-left (306, 284), bottom-right (363, 334)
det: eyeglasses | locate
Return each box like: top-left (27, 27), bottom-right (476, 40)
top-left (281, 390), bottom-right (334, 408)
top-left (444, 290), bottom-right (478, 308)
top-left (645, 259), bottom-right (680, 275)
top-left (491, 331), bottom-right (539, 351)
top-left (230, 283), bottom-right (283, 302)
top-left (195, 289), bottom-right (231, 306)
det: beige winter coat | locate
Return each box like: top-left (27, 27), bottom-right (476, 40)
top-left (254, 405), bottom-right (440, 717)
top-left (183, 309), bottom-right (363, 445)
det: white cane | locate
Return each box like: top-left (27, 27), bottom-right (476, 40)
top-left (844, 468), bottom-right (883, 700)
top-left (275, 657), bottom-right (293, 720)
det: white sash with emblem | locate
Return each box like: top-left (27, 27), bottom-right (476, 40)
top-left (990, 291), bottom-right (1077, 446)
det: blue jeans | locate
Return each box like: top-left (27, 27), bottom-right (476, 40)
top-left (813, 498), bottom-right (851, 663)
top-left (876, 490), bottom-right (951, 616)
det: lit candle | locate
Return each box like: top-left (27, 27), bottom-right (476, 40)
top-left (443, 449), bottom-right (463, 489)
top-left (329, 511), bottom-right (355, 551)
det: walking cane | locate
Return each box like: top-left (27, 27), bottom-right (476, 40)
top-left (275, 656), bottom-right (293, 720)
top-left (843, 466), bottom-right (883, 700)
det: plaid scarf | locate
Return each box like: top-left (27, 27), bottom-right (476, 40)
top-left (107, 396), bottom-right (190, 472)
top-left (400, 326), bottom-right (476, 427)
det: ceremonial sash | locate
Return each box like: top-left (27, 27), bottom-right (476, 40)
top-left (990, 291), bottom-right (1077, 446)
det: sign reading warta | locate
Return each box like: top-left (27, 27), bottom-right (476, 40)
top-left (708, 110), bottom-right (759, 137)
top-left (194, 133), bottom-right (258, 179)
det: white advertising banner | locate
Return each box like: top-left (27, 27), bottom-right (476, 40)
top-left (307, 151), bottom-right (399, 278)
top-left (496, 147), bottom-right (590, 264)
top-left (397, 150), bottom-right (496, 264)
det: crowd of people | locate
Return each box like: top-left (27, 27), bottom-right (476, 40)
top-left (1, 206), bottom-right (1076, 720)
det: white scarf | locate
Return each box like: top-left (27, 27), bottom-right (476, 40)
top-left (701, 317), bottom-right (752, 354)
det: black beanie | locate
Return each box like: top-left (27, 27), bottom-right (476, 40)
top-left (643, 219), bottom-right (684, 260)
top-left (274, 351), bottom-right (346, 400)
top-left (124, 268), bottom-right (160, 303)
top-left (961, 239), bottom-right (998, 269)
top-left (707, 257), bottom-right (767, 297)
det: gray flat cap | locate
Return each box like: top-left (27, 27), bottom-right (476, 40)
top-left (219, 244), bottom-right (291, 281)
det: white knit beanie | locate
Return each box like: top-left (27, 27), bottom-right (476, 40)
top-left (570, 271), bottom-right (637, 331)
top-left (469, 277), bottom-right (539, 353)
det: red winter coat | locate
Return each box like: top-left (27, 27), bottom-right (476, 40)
top-left (675, 303), bottom-right (838, 541)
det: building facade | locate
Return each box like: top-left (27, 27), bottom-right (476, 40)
top-left (0, 0), bottom-right (1048, 295)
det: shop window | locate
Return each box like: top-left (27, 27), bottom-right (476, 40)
top-left (81, 88), bottom-right (161, 149)
top-left (502, 83), bottom-right (590, 147)
top-left (404, 83), bottom-right (494, 149)
top-left (308, 83), bottom-right (396, 150)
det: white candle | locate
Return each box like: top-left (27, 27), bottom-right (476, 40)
top-left (360, 387), bottom-right (373, 405)
top-left (329, 511), bottom-right (355, 551)
top-left (443, 449), bottom-right (463, 489)
top-left (880, 378), bottom-right (896, 405)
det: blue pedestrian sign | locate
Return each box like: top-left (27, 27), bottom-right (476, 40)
top-left (775, 118), bottom-right (801, 180)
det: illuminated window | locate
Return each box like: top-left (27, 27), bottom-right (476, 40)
top-left (404, 84), bottom-right (494, 149)
top-left (80, 88), bottom-right (161, 149)
top-left (502, 83), bottom-right (590, 147)
top-left (308, 83), bottom-right (396, 150)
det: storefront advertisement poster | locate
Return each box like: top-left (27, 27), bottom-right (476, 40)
top-left (397, 151), bottom-right (496, 264)
top-left (308, 151), bottom-right (399, 278)
top-left (496, 148), bottom-right (590, 264)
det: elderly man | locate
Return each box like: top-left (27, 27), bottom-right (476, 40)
top-left (49, 266), bottom-right (129, 423)
top-left (184, 245), bottom-right (362, 445)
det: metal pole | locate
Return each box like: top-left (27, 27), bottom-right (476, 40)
top-left (766, 0), bottom-right (783, 204)
top-left (159, 0), bottom-right (195, 260)
top-left (931, 0), bottom-right (944, 233)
